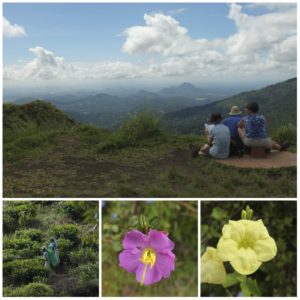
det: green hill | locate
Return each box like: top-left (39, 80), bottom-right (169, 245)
top-left (165, 78), bottom-right (297, 134)
top-left (3, 100), bottom-right (296, 198)
top-left (4, 100), bottom-right (75, 130)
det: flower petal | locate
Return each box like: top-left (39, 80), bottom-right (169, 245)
top-left (148, 229), bottom-right (174, 251)
top-left (230, 248), bottom-right (261, 275)
top-left (222, 220), bottom-right (246, 243)
top-left (119, 248), bottom-right (141, 273)
top-left (155, 251), bottom-right (175, 278)
top-left (253, 236), bottom-right (277, 262)
top-left (136, 263), bottom-right (162, 285)
top-left (122, 230), bottom-right (148, 250)
top-left (217, 237), bottom-right (239, 261)
top-left (201, 247), bottom-right (226, 284)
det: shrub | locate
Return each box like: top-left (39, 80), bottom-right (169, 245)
top-left (56, 238), bottom-right (74, 263)
top-left (3, 283), bottom-right (54, 297)
top-left (3, 236), bottom-right (41, 258)
top-left (70, 247), bottom-right (98, 267)
top-left (273, 124), bottom-right (296, 148)
top-left (3, 258), bottom-right (49, 285)
top-left (69, 263), bottom-right (99, 296)
top-left (70, 262), bottom-right (99, 282)
top-left (3, 202), bottom-right (37, 233)
top-left (59, 201), bottom-right (86, 221)
top-left (97, 112), bottom-right (162, 152)
top-left (49, 224), bottom-right (80, 245)
top-left (14, 228), bottom-right (44, 241)
top-left (119, 112), bottom-right (162, 143)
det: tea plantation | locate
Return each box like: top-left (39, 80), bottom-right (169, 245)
top-left (3, 201), bottom-right (99, 297)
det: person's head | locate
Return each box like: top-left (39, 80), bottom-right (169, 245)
top-left (50, 237), bottom-right (55, 243)
top-left (245, 102), bottom-right (259, 114)
top-left (208, 112), bottom-right (223, 124)
top-left (42, 246), bottom-right (47, 252)
top-left (229, 106), bottom-right (242, 116)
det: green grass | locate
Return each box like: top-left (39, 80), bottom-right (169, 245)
top-left (3, 111), bottom-right (297, 197)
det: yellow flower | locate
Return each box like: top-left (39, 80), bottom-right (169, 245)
top-left (201, 247), bottom-right (226, 284)
top-left (217, 219), bottom-right (277, 275)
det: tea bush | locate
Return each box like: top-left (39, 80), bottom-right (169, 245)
top-left (49, 224), bottom-right (80, 245)
top-left (3, 258), bottom-right (49, 285)
top-left (4, 283), bottom-right (54, 297)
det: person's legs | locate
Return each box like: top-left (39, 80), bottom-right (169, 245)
top-left (199, 144), bottom-right (210, 156)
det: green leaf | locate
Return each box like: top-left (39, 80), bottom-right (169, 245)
top-left (128, 216), bottom-right (139, 228)
top-left (138, 215), bottom-right (149, 233)
top-left (240, 281), bottom-right (251, 297)
top-left (240, 277), bottom-right (262, 297)
top-left (246, 278), bottom-right (262, 296)
top-left (222, 273), bottom-right (243, 288)
top-left (149, 216), bottom-right (161, 230)
top-left (211, 207), bottom-right (228, 220)
top-left (112, 239), bottom-right (123, 252)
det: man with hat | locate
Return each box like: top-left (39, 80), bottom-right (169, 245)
top-left (223, 106), bottom-right (244, 157)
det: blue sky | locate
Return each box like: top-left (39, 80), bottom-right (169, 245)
top-left (3, 3), bottom-right (297, 90)
top-left (4, 3), bottom-right (238, 64)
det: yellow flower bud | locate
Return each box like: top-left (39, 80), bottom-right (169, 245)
top-left (201, 247), bottom-right (226, 284)
top-left (217, 219), bottom-right (277, 275)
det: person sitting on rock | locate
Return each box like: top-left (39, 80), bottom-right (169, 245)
top-left (238, 101), bottom-right (287, 151)
top-left (199, 112), bottom-right (231, 159)
top-left (223, 106), bottom-right (244, 157)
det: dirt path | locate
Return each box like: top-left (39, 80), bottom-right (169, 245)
top-left (217, 151), bottom-right (297, 169)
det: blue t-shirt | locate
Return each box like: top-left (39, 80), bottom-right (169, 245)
top-left (243, 114), bottom-right (267, 139)
top-left (208, 124), bottom-right (230, 159)
top-left (223, 115), bottom-right (242, 140)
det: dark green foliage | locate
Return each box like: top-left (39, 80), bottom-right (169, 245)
top-left (3, 202), bottom-right (38, 233)
top-left (3, 258), bottom-right (49, 285)
top-left (3, 201), bottom-right (99, 296)
top-left (201, 201), bottom-right (296, 297)
top-left (102, 201), bottom-right (198, 296)
top-left (49, 224), bottom-right (80, 245)
top-left (4, 283), bottom-right (54, 297)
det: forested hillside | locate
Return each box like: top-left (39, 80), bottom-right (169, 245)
top-left (165, 78), bottom-right (297, 134)
top-left (3, 201), bottom-right (99, 297)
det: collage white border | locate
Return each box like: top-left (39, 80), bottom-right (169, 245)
top-left (1, 0), bottom-right (299, 298)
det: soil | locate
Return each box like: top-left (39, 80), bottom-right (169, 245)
top-left (217, 151), bottom-right (297, 169)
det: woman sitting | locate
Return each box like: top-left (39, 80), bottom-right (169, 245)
top-left (199, 113), bottom-right (231, 159)
top-left (238, 102), bottom-right (285, 151)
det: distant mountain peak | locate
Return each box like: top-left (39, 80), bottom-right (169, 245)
top-left (159, 82), bottom-right (202, 98)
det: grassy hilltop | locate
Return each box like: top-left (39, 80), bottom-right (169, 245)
top-left (3, 89), bottom-right (296, 197)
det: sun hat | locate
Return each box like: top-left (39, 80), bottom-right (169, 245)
top-left (229, 106), bottom-right (242, 115)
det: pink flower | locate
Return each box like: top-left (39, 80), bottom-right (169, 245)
top-left (119, 229), bottom-right (175, 285)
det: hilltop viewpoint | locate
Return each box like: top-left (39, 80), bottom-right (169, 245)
top-left (3, 78), bottom-right (297, 198)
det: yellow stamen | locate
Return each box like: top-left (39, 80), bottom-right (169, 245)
top-left (140, 248), bottom-right (156, 285)
top-left (140, 264), bottom-right (148, 286)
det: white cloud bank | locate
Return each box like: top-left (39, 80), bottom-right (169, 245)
top-left (3, 17), bottom-right (26, 38)
top-left (4, 3), bottom-right (297, 85)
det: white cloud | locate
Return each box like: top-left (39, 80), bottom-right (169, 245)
top-left (3, 17), bottom-right (26, 38)
top-left (3, 4), bottom-right (297, 84)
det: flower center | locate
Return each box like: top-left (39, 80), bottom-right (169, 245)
top-left (238, 238), bottom-right (254, 249)
top-left (140, 247), bottom-right (156, 268)
top-left (140, 248), bottom-right (156, 286)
